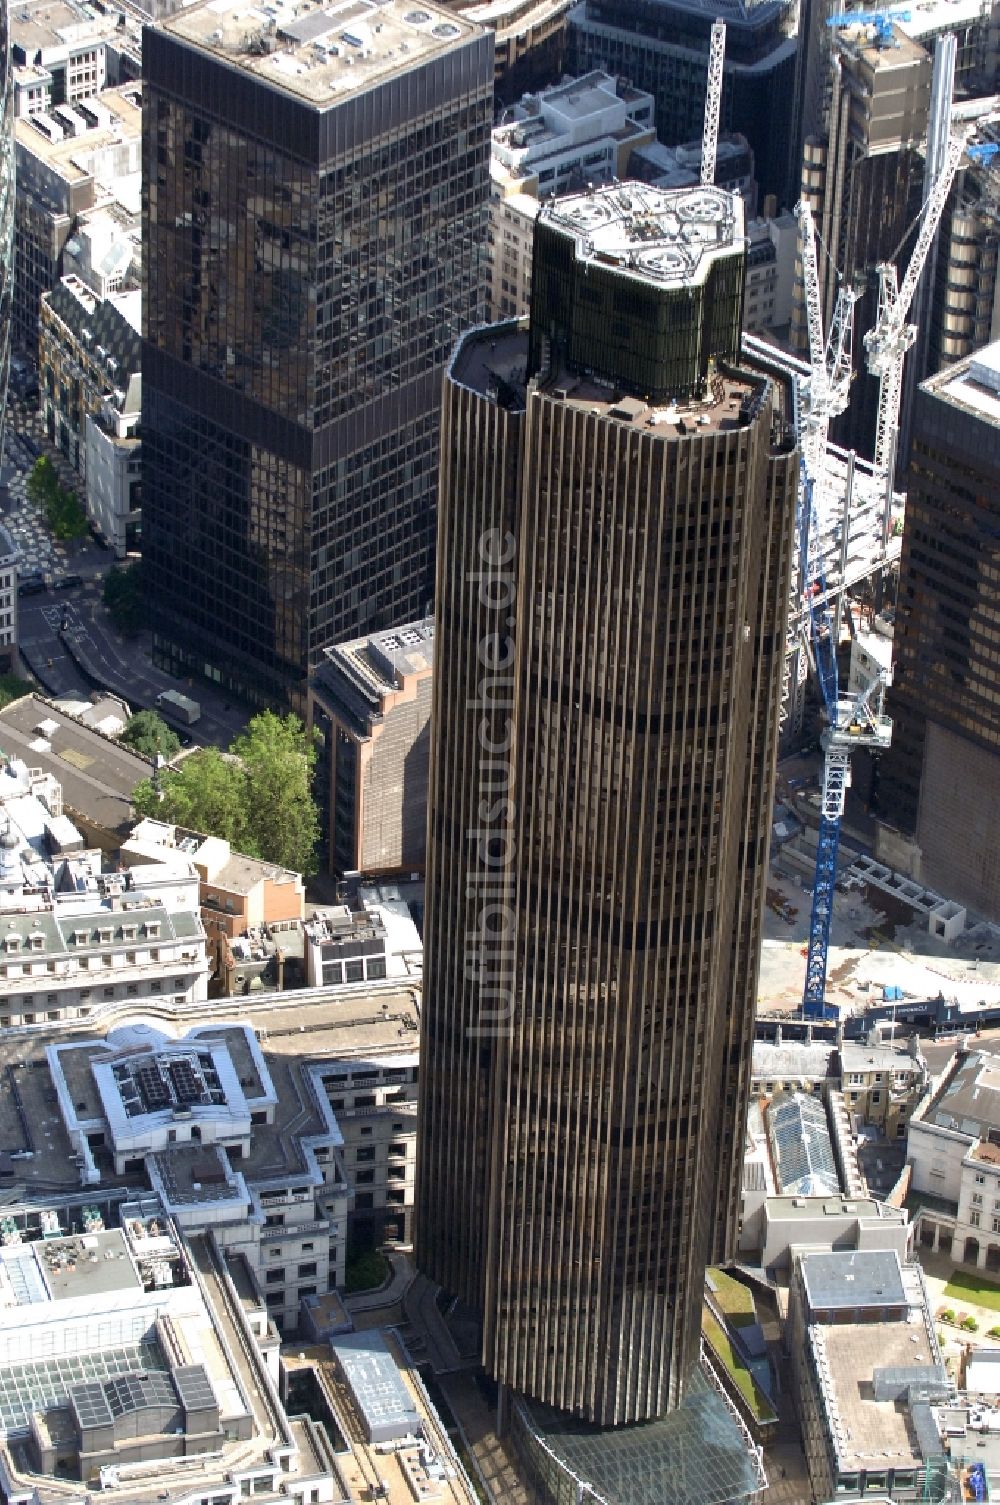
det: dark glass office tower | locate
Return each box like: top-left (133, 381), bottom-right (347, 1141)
top-left (142, 0), bottom-right (492, 707)
top-left (566, 0), bottom-right (799, 207)
top-left (879, 347), bottom-right (1000, 919)
top-left (417, 183), bottom-right (797, 1427)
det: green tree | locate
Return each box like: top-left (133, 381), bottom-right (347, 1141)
top-left (129, 712), bottom-right (320, 875)
top-left (120, 710), bottom-right (181, 762)
top-left (103, 561), bottom-right (146, 634)
top-left (25, 456), bottom-right (60, 511)
top-left (234, 710), bottom-right (320, 875)
top-left (132, 745), bottom-right (248, 847)
top-left (0, 675), bottom-right (33, 710)
top-left (26, 457), bottom-right (88, 541)
top-left (46, 487), bottom-right (87, 542)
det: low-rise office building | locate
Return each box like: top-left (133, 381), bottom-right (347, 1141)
top-left (12, 81), bottom-right (140, 357)
top-left (0, 693), bottom-right (150, 844)
top-left (38, 277), bottom-right (140, 487)
top-left (0, 982), bottom-right (419, 1333)
top-left (123, 820), bottom-right (306, 944)
top-left (0, 1199), bottom-right (473, 1505)
top-left (0, 1211), bottom-right (339, 1502)
top-left (788, 1248), bottom-right (950, 1502)
top-left (310, 621), bottom-right (434, 877)
top-left (908, 1050), bottom-right (1000, 1269)
top-left (302, 898), bottom-right (422, 990)
top-left (750, 1037), bottom-right (928, 1137)
top-left (0, 528), bottom-right (18, 676)
top-left (0, 754), bottom-right (209, 1026)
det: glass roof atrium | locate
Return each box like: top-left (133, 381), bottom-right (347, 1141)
top-left (515, 1365), bottom-right (765, 1505)
top-left (767, 1092), bottom-right (841, 1198)
top-left (0, 1339), bottom-right (165, 1437)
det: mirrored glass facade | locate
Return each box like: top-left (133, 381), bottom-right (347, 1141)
top-left (142, 12), bottom-right (493, 706)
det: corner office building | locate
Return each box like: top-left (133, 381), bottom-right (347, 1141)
top-left (879, 343), bottom-right (1000, 921)
top-left (142, 0), bottom-right (492, 706)
top-left (417, 183), bottom-right (798, 1433)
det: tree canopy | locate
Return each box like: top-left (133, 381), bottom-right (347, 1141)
top-left (119, 710), bottom-right (181, 762)
top-left (131, 711), bottom-right (320, 875)
top-left (103, 561), bottom-right (147, 635)
top-left (26, 456), bottom-right (87, 542)
top-left (0, 675), bottom-right (33, 711)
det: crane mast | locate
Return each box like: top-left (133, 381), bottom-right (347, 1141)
top-left (794, 200), bottom-right (891, 1020)
top-left (864, 130), bottom-right (971, 481)
top-left (700, 20), bottom-right (726, 186)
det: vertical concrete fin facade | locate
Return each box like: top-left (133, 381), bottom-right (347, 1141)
top-left (416, 325), bottom-right (527, 1306)
top-left (0, 0), bottom-right (12, 454)
top-left (418, 184), bottom-right (796, 1429)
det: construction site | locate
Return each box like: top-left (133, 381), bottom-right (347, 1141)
top-left (736, 5), bottom-right (1000, 1028)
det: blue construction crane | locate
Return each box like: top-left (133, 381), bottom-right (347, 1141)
top-left (826, 8), bottom-right (912, 46)
top-left (798, 468), bottom-right (892, 1020)
top-left (797, 465), bottom-right (842, 1021)
top-left (793, 203), bottom-right (894, 1020)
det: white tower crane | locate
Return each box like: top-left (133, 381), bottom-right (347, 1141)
top-left (792, 200), bottom-right (891, 1020)
top-left (701, 20), bottom-right (726, 186)
top-left (864, 130), bottom-right (972, 494)
top-left (794, 199), bottom-right (859, 485)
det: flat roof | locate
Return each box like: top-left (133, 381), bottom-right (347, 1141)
top-left (751, 1041), bottom-right (836, 1078)
top-left (14, 86), bottom-right (141, 178)
top-left (0, 986), bottom-right (419, 1204)
top-left (765, 1195), bottom-right (892, 1219)
top-left (0, 695), bottom-right (150, 833)
top-left (150, 1145), bottom-right (244, 1208)
top-left (315, 618), bottom-right (435, 718)
top-left (801, 1250), bottom-right (907, 1312)
top-left (12, 0), bottom-right (120, 54)
top-left (33, 1227), bottom-right (143, 1301)
top-left (332, 1330), bottom-right (420, 1441)
top-left (839, 1042), bottom-right (921, 1073)
top-left (834, 20), bottom-right (929, 68)
top-left (815, 1319), bottom-right (935, 1473)
top-left (923, 341), bottom-right (1000, 427)
top-left (160, 0), bottom-right (481, 108)
top-left (538, 181), bottom-right (745, 290)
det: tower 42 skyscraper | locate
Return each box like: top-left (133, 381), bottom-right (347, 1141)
top-left (417, 182), bottom-right (798, 1427)
top-left (142, 0), bottom-right (492, 706)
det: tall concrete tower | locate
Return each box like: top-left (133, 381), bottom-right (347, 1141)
top-left (0, 0), bottom-right (13, 453)
top-left (417, 182), bottom-right (797, 1430)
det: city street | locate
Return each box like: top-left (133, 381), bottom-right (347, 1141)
top-left (3, 404), bottom-right (251, 749)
